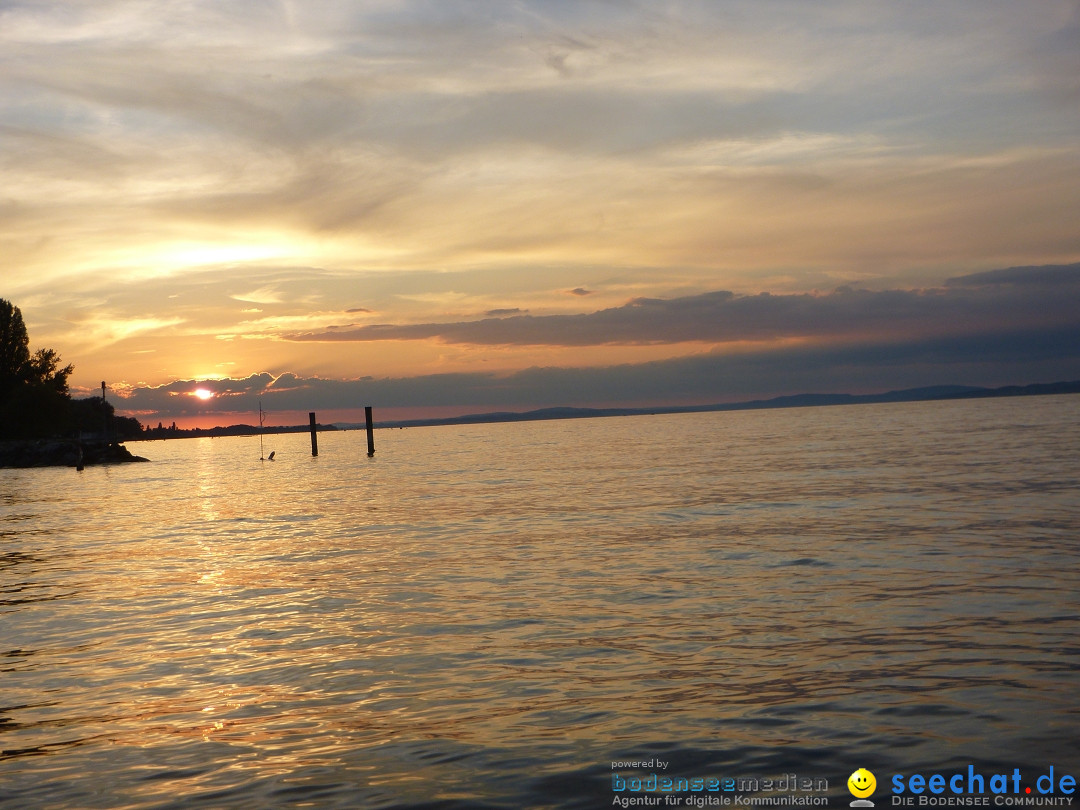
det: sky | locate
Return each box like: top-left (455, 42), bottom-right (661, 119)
top-left (3, 0), bottom-right (1079, 427)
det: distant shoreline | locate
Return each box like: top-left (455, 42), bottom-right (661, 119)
top-left (131, 423), bottom-right (339, 442)
top-left (354, 379), bottom-right (1080, 430)
top-left (127, 379), bottom-right (1079, 439)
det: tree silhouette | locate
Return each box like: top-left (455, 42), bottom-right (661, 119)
top-left (0, 299), bottom-right (75, 439)
top-left (24, 347), bottom-right (73, 394)
top-left (0, 299), bottom-right (31, 388)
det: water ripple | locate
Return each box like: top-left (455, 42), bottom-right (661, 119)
top-left (1, 397), bottom-right (1078, 807)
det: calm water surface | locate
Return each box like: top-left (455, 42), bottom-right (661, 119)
top-left (2, 397), bottom-right (1079, 808)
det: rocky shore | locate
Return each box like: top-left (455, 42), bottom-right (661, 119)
top-left (0, 440), bottom-right (149, 468)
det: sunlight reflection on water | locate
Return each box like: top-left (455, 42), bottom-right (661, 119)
top-left (2, 396), bottom-right (1079, 808)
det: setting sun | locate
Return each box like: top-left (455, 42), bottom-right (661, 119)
top-left (192, 388), bottom-right (214, 401)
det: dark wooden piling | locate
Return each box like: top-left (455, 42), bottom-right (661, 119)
top-left (365, 406), bottom-right (375, 457)
top-left (309, 412), bottom-right (318, 456)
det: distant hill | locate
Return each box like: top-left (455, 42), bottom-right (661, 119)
top-left (336, 380), bottom-right (1080, 430)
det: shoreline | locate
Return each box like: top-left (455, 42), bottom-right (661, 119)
top-left (0, 439), bottom-right (149, 469)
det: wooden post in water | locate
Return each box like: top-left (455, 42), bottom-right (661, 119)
top-left (365, 406), bottom-right (375, 457)
top-left (309, 412), bottom-right (318, 456)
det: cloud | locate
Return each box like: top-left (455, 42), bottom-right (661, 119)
top-left (284, 264), bottom-right (1080, 347)
top-left (5, 0), bottom-right (1080, 399)
top-left (6, 0), bottom-right (1079, 304)
top-left (945, 263), bottom-right (1080, 287)
top-left (103, 264), bottom-right (1080, 422)
top-left (486, 308), bottom-right (526, 317)
top-left (114, 322), bottom-right (1080, 420)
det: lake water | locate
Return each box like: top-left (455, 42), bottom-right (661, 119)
top-left (2, 396), bottom-right (1079, 809)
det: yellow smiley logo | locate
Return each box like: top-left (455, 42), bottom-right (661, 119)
top-left (848, 768), bottom-right (877, 798)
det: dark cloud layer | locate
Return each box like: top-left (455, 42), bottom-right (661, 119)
top-left (286, 264), bottom-right (1080, 347)
top-left (119, 259), bottom-right (1080, 421)
top-left (114, 263), bottom-right (1080, 420)
top-left (118, 322), bottom-right (1080, 420)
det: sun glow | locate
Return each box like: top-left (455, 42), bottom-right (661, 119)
top-left (192, 388), bottom-right (214, 400)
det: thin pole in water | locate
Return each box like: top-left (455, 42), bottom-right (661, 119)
top-left (259, 400), bottom-right (265, 460)
top-left (309, 412), bottom-right (319, 456)
top-left (365, 406), bottom-right (375, 457)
